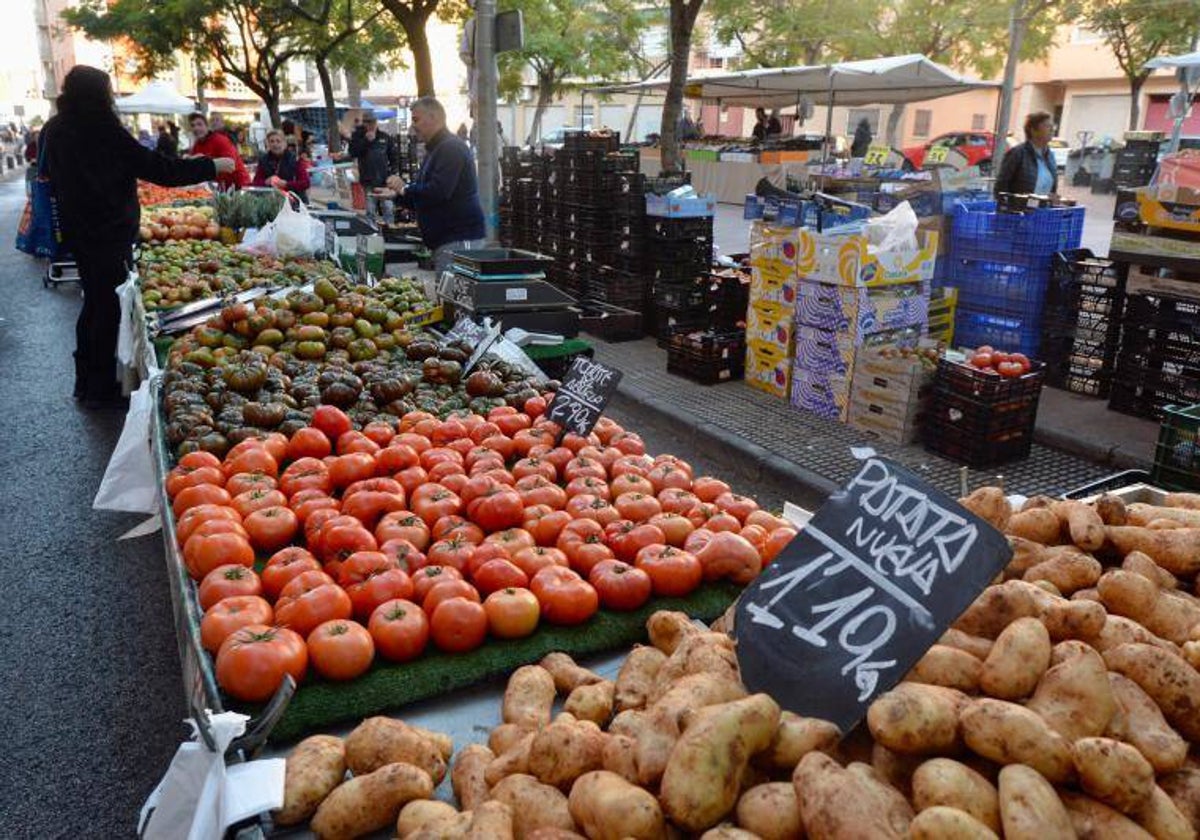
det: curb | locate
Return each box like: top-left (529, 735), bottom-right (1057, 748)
top-left (1032, 425), bottom-right (1152, 473)
top-left (611, 380), bottom-right (841, 499)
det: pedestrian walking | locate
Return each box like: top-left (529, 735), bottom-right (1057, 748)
top-left (40, 66), bottom-right (233, 407)
top-left (188, 112), bottom-right (249, 190)
top-left (994, 111), bottom-right (1058, 197)
top-left (850, 117), bottom-right (873, 158)
top-left (252, 129), bottom-right (310, 203)
top-left (382, 97), bottom-right (485, 272)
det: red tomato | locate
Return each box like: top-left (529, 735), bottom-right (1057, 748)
top-left (465, 542), bottom-right (511, 577)
top-left (649, 513), bottom-right (694, 547)
top-left (493, 413), bottom-right (531, 437)
top-left (472, 558), bottom-right (529, 595)
top-left (166, 464), bottom-right (225, 499)
top-left (690, 530), bottom-right (762, 584)
top-left (427, 535), bottom-right (476, 572)
top-left (614, 492), bottom-right (663, 523)
top-left (375, 511), bottom-right (431, 550)
top-left (368, 599), bottom-right (429, 662)
top-left (609, 431), bottom-right (645, 456)
top-left (609, 473), bottom-right (654, 498)
top-left (1010, 352), bottom-right (1031, 373)
top-left (566, 494), bottom-right (621, 527)
top-left (686, 503), bottom-right (722, 529)
top-left (307, 619), bottom-right (375, 680)
top-left (279, 458), bottom-right (332, 498)
top-left (231, 487), bottom-right (287, 519)
top-left (376, 443), bottom-right (420, 475)
top-left (224, 447), bottom-right (279, 481)
top-left (563, 456), bottom-right (607, 483)
top-left (997, 360), bottom-right (1025, 378)
top-left (429, 598), bottom-right (488, 653)
top-left (516, 475), bottom-right (568, 510)
top-left (312, 405), bottom-right (353, 441)
top-left (530, 566), bottom-right (599, 626)
top-left (512, 545), bottom-right (570, 579)
top-left (274, 579), bottom-right (353, 638)
top-left (423, 579), bottom-right (481, 616)
top-left (224, 472), bottom-right (277, 498)
top-left (261, 547), bottom-right (321, 601)
top-left (379, 538), bottom-right (428, 574)
top-left (588, 559), bottom-right (652, 611)
top-left (523, 396), bottom-right (547, 419)
top-left (691, 476), bottom-right (731, 503)
top-left (606, 521), bottom-right (667, 564)
top-left (467, 486), bottom-right (525, 533)
top-left (611, 455), bottom-right (654, 479)
top-left (431, 515), bottom-right (485, 545)
top-left (362, 420), bottom-right (396, 447)
top-left (215, 624), bottom-right (307, 702)
top-left (512, 428), bottom-right (555, 457)
top-left (329, 453), bottom-right (378, 490)
top-left (705, 512), bottom-right (744, 533)
top-left (183, 531), bottom-right (255, 580)
top-left (970, 351), bottom-right (994, 369)
top-left (484, 587), bottom-right (540, 639)
top-left (394, 465), bottom-right (430, 498)
top-left (243, 505), bottom-right (299, 552)
top-left (524, 506), bottom-right (573, 547)
top-left (412, 564), bottom-right (465, 603)
top-left (763, 527), bottom-right (798, 563)
top-left (341, 490), bottom-right (407, 530)
top-left (185, 517), bottom-right (249, 544)
top-left (565, 476), bottom-right (612, 501)
top-left (175, 504), bottom-right (242, 545)
top-left (318, 519), bottom-right (377, 565)
top-left (513, 457), bottom-right (558, 483)
top-left (179, 451), bottom-right (222, 470)
top-left (200, 595), bottom-right (273, 652)
top-left (635, 544), bottom-right (702, 597)
top-left (172, 483), bottom-right (232, 518)
top-left (412, 486), bottom-right (464, 527)
top-left (557, 518), bottom-right (614, 575)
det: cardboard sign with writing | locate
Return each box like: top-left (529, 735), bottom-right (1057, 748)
top-left (445, 316), bottom-right (489, 345)
top-left (545, 357), bottom-right (622, 439)
top-left (734, 457), bottom-right (1012, 733)
top-left (863, 145), bottom-right (892, 166)
top-left (925, 145), bottom-right (950, 164)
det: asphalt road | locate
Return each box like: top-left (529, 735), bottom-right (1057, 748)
top-left (0, 168), bottom-right (801, 839)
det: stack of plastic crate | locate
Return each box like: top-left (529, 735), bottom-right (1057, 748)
top-left (1042, 249), bottom-right (1126, 398)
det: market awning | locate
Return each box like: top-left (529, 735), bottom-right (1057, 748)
top-left (1145, 51), bottom-right (1200, 71)
top-left (116, 81), bottom-right (196, 115)
top-left (591, 54), bottom-right (995, 108)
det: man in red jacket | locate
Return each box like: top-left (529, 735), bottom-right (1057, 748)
top-left (188, 112), bottom-right (248, 190)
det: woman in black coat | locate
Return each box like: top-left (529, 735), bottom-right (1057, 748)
top-left (994, 111), bottom-right (1058, 197)
top-left (41, 66), bottom-right (233, 407)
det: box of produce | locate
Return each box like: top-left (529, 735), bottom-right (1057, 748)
top-left (749, 222), bottom-right (807, 271)
top-left (645, 192), bottom-right (717, 218)
top-left (139, 204), bottom-right (219, 244)
top-left (744, 339), bottom-right (792, 397)
top-left (748, 264), bottom-right (797, 307)
top-left (793, 324), bottom-right (922, 377)
top-left (794, 278), bottom-right (929, 335)
top-left (789, 366), bottom-right (850, 421)
top-left (745, 301), bottom-right (794, 349)
top-left (797, 228), bottom-right (939, 287)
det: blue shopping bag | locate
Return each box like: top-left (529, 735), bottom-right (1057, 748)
top-left (15, 176), bottom-right (63, 258)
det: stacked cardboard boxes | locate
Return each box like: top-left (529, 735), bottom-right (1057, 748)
top-left (745, 224), bottom-right (802, 397)
top-left (847, 345), bottom-right (939, 444)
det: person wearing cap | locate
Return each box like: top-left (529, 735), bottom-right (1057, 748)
top-left (347, 111), bottom-right (398, 220)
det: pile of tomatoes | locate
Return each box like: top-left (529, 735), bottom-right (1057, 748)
top-left (164, 400), bottom-right (798, 704)
top-left (965, 345), bottom-right (1034, 379)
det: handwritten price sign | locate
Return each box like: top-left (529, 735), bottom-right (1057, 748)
top-left (545, 356), bottom-right (623, 439)
top-left (734, 458), bottom-right (1011, 731)
top-left (863, 145), bottom-right (891, 166)
top-left (925, 145), bottom-right (950, 164)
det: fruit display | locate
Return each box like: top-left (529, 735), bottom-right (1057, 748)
top-left (263, 486), bottom-right (1200, 838)
top-left (215, 189), bottom-right (287, 230)
top-left (138, 241), bottom-right (348, 311)
top-left (139, 203), bottom-right (220, 243)
top-left (138, 181), bottom-right (212, 207)
top-left (164, 408), bottom-right (794, 710)
top-left (965, 344), bottom-right (1035, 378)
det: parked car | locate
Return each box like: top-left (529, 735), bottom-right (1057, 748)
top-left (903, 131), bottom-right (996, 173)
top-left (1050, 138), bottom-right (1070, 171)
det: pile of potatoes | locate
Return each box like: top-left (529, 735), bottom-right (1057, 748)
top-left (272, 485), bottom-right (1200, 839)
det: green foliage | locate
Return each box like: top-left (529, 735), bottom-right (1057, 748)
top-left (706, 0), bottom-right (876, 67)
top-left (1083, 0), bottom-right (1200, 82)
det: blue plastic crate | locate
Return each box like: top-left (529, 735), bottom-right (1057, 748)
top-left (951, 200), bottom-right (1085, 254)
top-left (949, 256), bottom-right (1051, 303)
top-left (951, 238), bottom-right (1061, 270)
top-left (954, 306), bottom-right (1042, 356)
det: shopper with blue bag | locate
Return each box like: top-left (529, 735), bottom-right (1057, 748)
top-left (15, 132), bottom-right (62, 259)
top-left (39, 66), bottom-right (233, 408)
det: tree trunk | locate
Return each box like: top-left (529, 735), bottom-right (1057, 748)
top-left (402, 13), bottom-right (436, 97)
top-left (1129, 74), bottom-right (1146, 131)
top-left (317, 57), bottom-right (341, 152)
top-left (266, 97), bottom-right (282, 129)
top-left (195, 58), bottom-right (208, 114)
top-left (626, 90), bottom-right (645, 144)
top-left (346, 71), bottom-right (363, 108)
top-left (661, 0), bottom-right (702, 172)
top-left (886, 103), bottom-right (905, 146)
top-left (526, 77), bottom-right (555, 145)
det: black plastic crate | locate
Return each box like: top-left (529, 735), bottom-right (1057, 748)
top-left (560, 184), bottom-right (611, 207)
top-left (654, 279), bottom-right (707, 310)
top-left (578, 301), bottom-right (644, 341)
top-left (933, 357), bottom-right (1046, 402)
top-left (644, 216), bottom-right (714, 241)
top-left (644, 172), bottom-right (692, 195)
top-left (650, 306), bottom-right (710, 346)
top-left (613, 193), bottom-right (647, 218)
top-left (922, 385), bottom-right (1040, 467)
top-left (1125, 293), bottom-right (1200, 331)
top-left (645, 258), bottom-right (711, 284)
top-left (1045, 357), bottom-right (1114, 398)
top-left (562, 130), bottom-right (620, 153)
top-left (1151, 403), bottom-right (1200, 490)
top-left (559, 203), bottom-right (613, 229)
top-left (1109, 361), bottom-right (1200, 420)
top-left (586, 269), bottom-right (648, 309)
top-left (666, 329), bottom-right (746, 384)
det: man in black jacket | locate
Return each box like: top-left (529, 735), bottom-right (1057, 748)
top-left (994, 111), bottom-right (1058, 197)
top-left (384, 97), bottom-right (485, 271)
top-left (347, 113), bottom-right (398, 220)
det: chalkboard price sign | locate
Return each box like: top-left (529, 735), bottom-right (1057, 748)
top-left (735, 457), bottom-right (1012, 732)
top-left (545, 357), bottom-right (622, 439)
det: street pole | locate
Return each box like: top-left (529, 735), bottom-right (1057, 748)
top-left (994, 0), bottom-right (1026, 160)
top-left (475, 0), bottom-right (500, 243)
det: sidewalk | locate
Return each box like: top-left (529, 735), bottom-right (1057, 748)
top-left (587, 334), bottom-right (1157, 500)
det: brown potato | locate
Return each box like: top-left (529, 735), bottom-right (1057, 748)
top-left (912, 757), bottom-right (1001, 832)
top-left (397, 800), bottom-right (461, 839)
top-left (451, 743), bottom-right (494, 812)
top-left (1024, 546), bottom-right (1103, 594)
top-left (613, 645), bottom-right (667, 712)
top-left (524, 830), bottom-right (587, 840)
top-left (1006, 507), bottom-right (1062, 544)
top-left (599, 733), bottom-right (638, 784)
top-left (469, 800), bottom-right (515, 839)
top-left (997, 764), bottom-right (1074, 840)
top-left (1103, 643), bottom-right (1200, 741)
top-left (1160, 770), bottom-right (1200, 835)
top-left (504, 666), bottom-right (557, 729)
top-left (756, 710), bottom-right (840, 772)
top-left (651, 632), bottom-right (741, 701)
top-left (310, 762), bottom-right (433, 840)
top-left (489, 723), bottom-right (533, 756)
top-left (646, 610), bottom-right (701, 655)
top-left (567, 770), bottom-right (666, 840)
top-left (344, 717), bottom-right (447, 783)
top-left (937, 627), bottom-right (994, 660)
top-left (528, 719), bottom-right (604, 790)
top-left (959, 486), bottom-right (1012, 532)
top-left (275, 734), bottom-right (346, 827)
top-left (1096, 494), bottom-right (1129, 526)
top-left (1073, 737), bottom-right (1156, 815)
top-left (1091, 615), bottom-right (1182, 657)
top-left (563, 680), bottom-right (615, 727)
top-left (1099, 570), bottom-right (1200, 645)
top-left (865, 683), bottom-right (967, 756)
top-left (794, 752), bottom-right (910, 839)
top-left (1053, 500), bottom-right (1106, 550)
top-left (1105, 672), bottom-right (1189, 775)
top-left (960, 699), bottom-right (1074, 783)
top-left (660, 694), bottom-right (780, 832)
top-left (735, 782), bottom-right (802, 840)
top-left (871, 742), bottom-right (923, 799)
top-left (1164, 491), bottom-right (1200, 509)
top-left (953, 581), bottom-right (1040, 638)
top-left (651, 672), bottom-right (747, 724)
top-left (410, 725), bottom-right (454, 762)
top-left (486, 731), bottom-right (535, 788)
top-left (979, 616), bottom-right (1051, 700)
top-left (1059, 791), bottom-right (1154, 840)
top-left (909, 806), bottom-right (999, 840)
top-left (1040, 596), bottom-right (1108, 641)
top-left (1106, 526), bottom-right (1200, 577)
top-left (698, 827), bottom-right (761, 840)
top-left (1005, 536), bottom-right (1052, 580)
top-left (907, 644), bottom-right (982, 692)
top-left (1132, 786), bottom-right (1195, 839)
top-left (488, 774), bottom-right (576, 840)
top-left (1125, 550), bottom-right (1183, 590)
top-left (1128, 503), bottom-right (1200, 528)
top-left (540, 653), bottom-right (603, 694)
top-left (404, 810), bottom-right (472, 840)
top-left (1026, 641), bottom-right (1115, 741)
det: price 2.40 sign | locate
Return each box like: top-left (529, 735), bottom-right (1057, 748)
top-left (544, 356), bottom-right (622, 440)
top-left (734, 458), bottom-right (1011, 732)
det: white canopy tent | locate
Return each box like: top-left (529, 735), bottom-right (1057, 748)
top-left (116, 81), bottom-right (196, 115)
top-left (1143, 51), bottom-right (1200, 151)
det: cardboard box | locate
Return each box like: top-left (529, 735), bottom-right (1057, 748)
top-left (847, 398), bottom-right (922, 444)
top-left (646, 193), bottom-right (717, 218)
top-left (794, 279), bottom-right (929, 335)
top-left (746, 301), bottom-right (794, 349)
top-left (745, 340), bottom-right (792, 398)
top-left (795, 228), bottom-right (939, 287)
top-left (793, 325), bottom-right (923, 377)
top-left (750, 222), bottom-right (808, 269)
top-left (749, 264), bottom-right (797, 307)
top-left (918, 215), bottom-right (952, 255)
top-left (790, 367), bottom-right (850, 421)
top-left (1125, 266), bottom-right (1200, 302)
top-left (851, 343), bottom-right (939, 394)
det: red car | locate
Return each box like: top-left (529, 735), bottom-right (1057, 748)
top-left (903, 131), bottom-right (996, 173)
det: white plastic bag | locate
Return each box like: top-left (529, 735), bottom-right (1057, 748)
top-left (94, 377), bottom-right (159, 514)
top-left (236, 223), bottom-right (276, 257)
top-left (116, 274), bottom-right (139, 367)
top-left (273, 195), bottom-right (324, 258)
top-left (865, 200), bottom-right (919, 254)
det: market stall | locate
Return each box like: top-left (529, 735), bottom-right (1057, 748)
top-left (116, 80), bottom-right (197, 116)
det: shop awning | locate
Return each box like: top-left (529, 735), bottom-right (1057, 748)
top-left (591, 54), bottom-right (995, 107)
top-left (1145, 51), bottom-right (1200, 71)
top-left (116, 81), bottom-right (196, 115)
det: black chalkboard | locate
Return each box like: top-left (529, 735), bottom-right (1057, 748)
top-left (544, 356), bottom-right (622, 439)
top-left (734, 457), bottom-right (1012, 733)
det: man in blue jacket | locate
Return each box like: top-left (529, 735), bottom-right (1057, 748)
top-left (385, 97), bottom-right (485, 271)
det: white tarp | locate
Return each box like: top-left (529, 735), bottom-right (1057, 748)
top-left (593, 54), bottom-right (994, 108)
top-left (1145, 51), bottom-right (1200, 70)
top-left (116, 81), bottom-right (196, 115)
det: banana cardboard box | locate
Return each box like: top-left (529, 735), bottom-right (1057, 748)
top-left (789, 367), bottom-right (851, 422)
top-left (793, 325), bottom-right (922, 378)
top-left (749, 261), bottom-right (797, 307)
top-left (749, 222), bottom-right (806, 272)
top-left (745, 301), bottom-right (795, 350)
top-left (794, 279), bottom-right (929, 336)
top-left (796, 228), bottom-right (939, 287)
top-left (745, 339), bottom-right (792, 398)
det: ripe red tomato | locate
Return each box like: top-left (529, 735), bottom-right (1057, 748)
top-left (563, 456), bottom-right (607, 483)
top-left (524, 506), bottom-right (573, 547)
top-left (648, 463), bottom-right (692, 494)
top-left (345, 566), bottom-right (412, 619)
top-left (635, 544), bottom-right (703, 597)
top-left (318, 519), bottom-right (378, 565)
top-left (692, 476), bottom-right (732, 503)
top-left (377, 443), bottom-right (420, 475)
top-left (242, 505), bottom-right (299, 552)
top-left (274, 579), bottom-right (353, 638)
top-left (467, 486), bottom-right (525, 532)
top-left (216, 624), bottom-right (307, 702)
top-left (183, 531), bottom-right (255, 580)
top-left (337, 430), bottom-right (381, 457)
top-left (609, 473), bottom-right (654, 498)
top-left (483, 528), bottom-right (537, 555)
top-left (312, 405), bottom-right (353, 441)
top-left (379, 538), bottom-right (428, 574)
top-left (516, 475), bottom-right (568, 510)
top-left (530, 566), bottom-right (599, 626)
top-left (375, 512), bottom-right (431, 550)
top-left (465, 542), bottom-right (511, 577)
top-left (412, 564), bottom-right (465, 602)
top-left (427, 534), bottom-right (476, 572)
top-left (564, 476), bottom-right (612, 501)
top-left (176, 504), bottom-right (242, 545)
top-left (648, 513), bottom-right (694, 547)
top-left (231, 487), bottom-right (287, 519)
top-left (763, 527), bottom-right (798, 563)
top-left (261, 547), bottom-right (321, 601)
top-left (166, 464), bottom-right (225, 499)
top-left (588, 559), bottom-right (652, 611)
top-left (199, 564), bottom-right (262, 610)
top-left (431, 515), bottom-right (485, 545)
top-left (970, 351), bottom-right (993, 369)
top-left (200, 595), bottom-right (273, 652)
top-left (224, 472), bottom-right (277, 499)
top-left (484, 587), bottom-right (540, 639)
top-left (492, 413), bottom-right (531, 437)
top-left (423, 579), bottom-right (481, 616)
top-left (341, 490), bottom-right (407, 530)
top-left (1010, 352), bottom-right (1031, 373)
top-left (429, 598), bottom-right (488, 653)
top-left (705, 512), bottom-right (744, 533)
top-left (997, 360), bottom-right (1025, 378)
top-left (288, 427), bottom-right (332, 460)
top-left (511, 545), bottom-right (570, 579)
top-left (513, 428), bottom-right (555, 457)
top-left (557, 518), bottom-right (615, 575)
top-left (185, 517), bottom-right (249, 545)
top-left (657, 488), bottom-right (701, 516)
top-left (172, 483), bottom-right (232, 518)
top-left (609, 431), bottom-right (645, 456)
top-left (224, 447), bottom-right (279, 481)
top-left (179, 451), bottom-right (222, 471)
top-left (329, 453), bottom-right (378, 490)
top-left (279, 458), bottom-right (332, 498)
top-left (606, 521), bottom-right (667, 564)
top-left (513, 457), bottom-right (557, 483)
top-left (611, 455), bottom-right (654, 479)
top-left (472, 558), bottom-right (529, 595)
top-left (368, 599), bottom-right (429, 662)
top-left (523, 396), bottom-right (547, 419)
top-left (566, 494), bottom-right (621, 527)
top-left (614, 492), bottom-right (663, 523)
top-left (412, 486), bottom-right (464, 527)
top-left (306, 619), bottom-right (375, 681)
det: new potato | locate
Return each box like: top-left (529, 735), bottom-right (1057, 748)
top-left (310, 762), bottom-right (433, 840)
top-left (275, 734), bottom-right (346, 827)
top-left (734, 782), bottom-right (802, 840)
top-left (979, 616), bottom-right (1050, 700)
top-left (865, 683), bottom-right (967, 756)
top-left (567, 770), bottom-right (666, 840)
top-left (911, 757), bottom-right (1001, 832)
top-left (960, 699), bottom-right (1075, 783)
top-left (997, 764), bottom-right (1074, 840)
top-left (908, 806), bottom-right (999, 840)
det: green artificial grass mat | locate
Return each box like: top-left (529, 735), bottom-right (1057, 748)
top-left (248, 581), bottom-right (741, 744)
top-left (522, 339), bottom-right (592, 360)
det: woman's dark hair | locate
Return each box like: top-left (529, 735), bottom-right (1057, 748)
top-left (57, 66), bottom-right (118, 126)
top-left (1023, 111), bottom-right (1053, 141)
